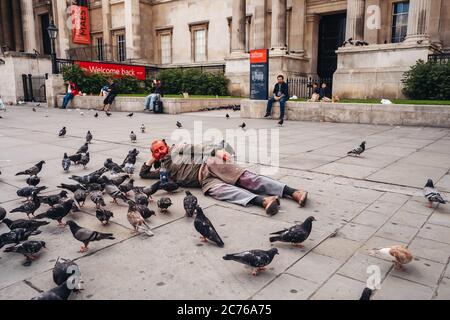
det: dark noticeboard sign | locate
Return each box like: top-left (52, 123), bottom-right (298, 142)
top-left (250, 49), bottom-right (269, 100)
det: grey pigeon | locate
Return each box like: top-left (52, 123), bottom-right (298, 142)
top-left (183, 191), bottom-right (198, 217)
top-left (34, 199), bottom-right (75, 227)
top-left (423, 179), bottom-right (446, 208)
top-left (130, 131), bottom-right (137, 143)
top-left (39, 190), bottom-right (69, 207)
top-left (110, 174), bottom-right (129, 186)
top-left (59, 127), bottom-right (66, 137)
top-left (70, 167), bottom-right (106, 184)
top-left (347, 141), bottom-right (366, 156)
top-left (26, 175), bottom-right (40, 186)
top-left (86, 130), bottom-right (93, 144)
top-left (66, 220), bottom-right (115, 252)
top-left (17, 185), bottom-right (47, 199)
top-left (68, 153), bottom-right (82, 163)
top-left (194, 206), bottom-right (224, 247)
top-left (62, 153), bottom-right (71, 172)
top-left (1, 218), bottom-right (49, 231)
top-left (0, 206), bottom-right (6, 221)
top-left (140, 124), bottom-right (145, 133)
top-left (223, 248), bottom-right (279, 276)
top-left (4, 240), bottom-right (46, 266)
top-left (16, 160), bottom-right (45, 176)
top-left (96, 208), bottom-right (114, 225)
top-left (79, 152), bottom-right (90, 168)
top-left (10, 193), bottom-right (41, 218)
top-left (74, 188), bottom-right (88, 207)
top-left (57, 183), bottom-right (86, 193)
top-left (104, 158), bottom-right (124, 175)
top-left (133, 188), bottom-right (149, 206)
top-left (0, 228), bottom-right (42, 249)
top-left (157, 197), bottom-right (172, 212)
top-left (76, 143), bottom-right (89, 154)
top-left (136, 204), bottom-right (155, 220)
top-left (90, 191), bottom-right (106, 209)
top-left (119, 179), bottom-right (134, 195)
top-left (101, 176), bottom-right (129, 204)
top-left (269, 216), bottom-right (316, 247)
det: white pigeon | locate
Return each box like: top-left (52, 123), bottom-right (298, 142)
top-left (369, 245), bottom-right (413, 270)
top-left (423, 179), bottom-right (446, 208)
top-left (380, 99), bottom-right (392, 104)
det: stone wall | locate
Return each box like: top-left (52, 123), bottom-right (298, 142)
top-left (55, 95), bottom-right (242, 115)
top-left (240, 99), bottom-right (450, 128)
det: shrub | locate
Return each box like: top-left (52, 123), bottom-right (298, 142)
top-left (402, 59), bottom-right (450, 100)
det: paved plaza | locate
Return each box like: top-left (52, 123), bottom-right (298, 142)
top-left (0, 105), bottom-right (449, 300)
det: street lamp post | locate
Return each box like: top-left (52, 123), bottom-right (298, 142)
top-left (47, 21), bottom-right (59, 74)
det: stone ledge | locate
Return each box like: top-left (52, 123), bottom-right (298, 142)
top-left (56, 95), bottom-right (241, 114)
top-left (240, 99), bottom-right (450, 128)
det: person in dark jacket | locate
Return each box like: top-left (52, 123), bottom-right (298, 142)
top-left (264, 75), bottom-right (289, 120)
top-left (100, 79), bottom-right (119, 112)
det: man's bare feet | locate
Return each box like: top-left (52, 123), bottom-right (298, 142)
top-left (292, 190), bottom-right (308, 208)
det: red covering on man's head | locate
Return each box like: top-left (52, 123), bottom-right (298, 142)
top-left (151, 139), bottom-right (169, 160)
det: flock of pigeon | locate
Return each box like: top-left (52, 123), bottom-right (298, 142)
top-left (0, 115), bottom-right (448, 300)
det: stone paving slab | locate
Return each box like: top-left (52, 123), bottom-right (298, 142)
top-left (0, 106), bottom-right (449, 300)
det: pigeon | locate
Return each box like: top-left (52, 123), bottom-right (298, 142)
top-left (32, 281), bottom-right (74, 300)
top-left (59, 127), bottom-right (66, 137)
top-left (66, 220), bottom-right (115, 252)
top-left (123, 162), bottom-right (135, 175)
top-left (74, 188), bottom-right (88, 207)
top-left (0, 206), bottom-right (6, 221)
top-left (183, 191), bottom-right (198, 217)
top-left (34, 199), bottom-right (75, 227)
top-left (104, 158), bottom-right (124, 175)
top-left (1, 218), bottom-right (49, 231)
top-left (94, 112), bottom-right (98, 118)
top-left (86, 130), bottom-right (93, 144)
top-left (26, 175), bottom-right (40, 186)
top-left (4, 240), bottom-right (46, 266)
top-left (119, 179), bottom-right (134, 195)
top-left (136, 204), bottom-right (155, 220)
top-left (70, 167), bottom-right (106, 184)
top-left (101, 177), bottom-right (129, 204)
top-left (239, 122), bottom-right (246, 130)
top-left (16, 160), bottom-right (45, 176)
top-left (90, 190), bottom-right (106, 209)
top-left (226, 113), bottom-right (230, 119)
top-left (176, 121), bottom-right (182, 128)
top-left (57, 183), bottom-right (86, 193)
top-left (194, 206), bottom-right (224, 247)
top-left (76, 143), bottom-right (89, 154)
top-left (347, 141), bottom-right (366, 157)
top-left (79, 152), bottom-right (90, 168)
top-left (0, 228), bottom-right (42, 249)
top-left (130, 131), bottom-right (137, 143)
top-left (133, 188), bottom-right (149, 206)
top-left (269, 216), bottom-right (316, 247)
top-left (68, 153), bottom-right (82, 164)
top-left (96, 208), bottom-right (114, 225)
top-left (278, 119), bottom-right (284, 127)
top-left (157, 197), bottom-right (172, 212)
top-left (127, 112), bottom-right (134, 118)
top-left (62, 153), bottom-right (71, 172)
top-left (110, 174), bottom-right (129, 186)
top-left (39, 190), bottom-right (69, 207)
top-left (359, 287), bottom-right (373, 300)
top-left (32, 107), bottom-right (36, 112)
top-left (140, 124), bottom-right (145, 133)
top-left (127, 202), bottom-right (154, 236)
top-left (10, 193), bottom-right (41, 218)
top-left (121, 149), bottom-right (139, 167)
top-left (106, 111), bottom-right (112, 117)
top-left (17, 185), bottom-right (47, 199)
top-left (52, 257), bottom-right (81, 289)
top-left (369, 245), bottom-right (413, 270)
top-left (80, 111), bottom-right (84, 116)
top-left (222, 248), bottom-right (279, 276)
top-left (423, 179), bottom-right (446, 208)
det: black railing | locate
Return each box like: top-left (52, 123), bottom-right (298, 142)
top-left (56, 59), bottom-right (75, 74)
top-left (287, 76), bottom-right (333, 99)
top-left (428, 53), bottom-right (450, 64)
top-left (21, 74), bottom-right (48, 102)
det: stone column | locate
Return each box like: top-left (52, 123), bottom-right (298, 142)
top-left (271, 0), bottom-right (287, 51)
top-left (21, 0), bottom-right (37, 53)
top-left (55, 0), bottom-right (70, 59)
top-left (102, 0), bottom-right (112, 60)
top-left (231, 0), bottom-right (246, 54)
top-left (11, 0), bottom-right (24, 52)
top-left (0, 0), bottom-right (14, 50)
top-left (125, 0), bottom-right (141, 60)
top-left (305, 14), bottom-right (320, 74)
top-left (404, 0), bottom-right (431, 43)
top-left (252, 1), bottom-right (266, 49)
top-left (289, 0), bottom-right (305, 54)
top-left (345, 0), bottom-right (365, 40)
top-left (428, 0), bottom-right (442, 47)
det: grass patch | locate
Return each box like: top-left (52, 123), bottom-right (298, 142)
top-left (118, 94), bottom-right (239, 99)
top-left (289, 98), bottom-right (450, 105)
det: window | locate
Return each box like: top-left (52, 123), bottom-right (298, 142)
top-left (194, 29), bottom-right (206, 62)
top-left (391, 1), bottom-right (409, 43)
top-left (117, 34), bottom-right (126, 61)
top-left (160, 33), bottom-right (172, 64)
top-left (95, 37), bottom-right (104, 61)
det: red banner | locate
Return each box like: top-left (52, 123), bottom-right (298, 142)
top-left (250, 49), bottom-right (268, 64)
top-left (71, 5), bottom-right (91, 45)
top-left (76, 61), bottom-right (147, 80)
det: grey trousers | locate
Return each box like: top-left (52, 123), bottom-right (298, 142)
top-left (207, 170), bottom-right (286, 207)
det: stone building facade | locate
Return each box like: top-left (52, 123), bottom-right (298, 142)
top-left (0, 0), bottom-right (449, 100)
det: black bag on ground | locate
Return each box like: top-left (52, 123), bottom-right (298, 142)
top-left (153, 98), bottom-right (163, 113)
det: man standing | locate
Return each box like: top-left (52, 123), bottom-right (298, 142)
top-left (264, 75), bottom-right (289, 122)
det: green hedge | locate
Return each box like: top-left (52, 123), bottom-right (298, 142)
top-left (62, 64), bottom-right (229, 96)
top-left (402, 59), bottom-right (450, 100)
